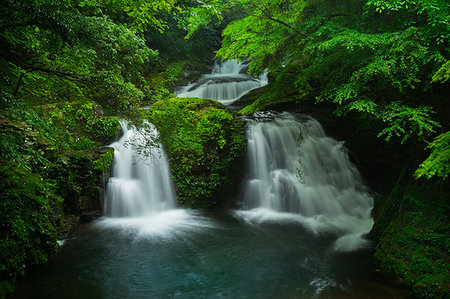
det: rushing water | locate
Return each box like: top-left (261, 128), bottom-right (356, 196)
top-left (104, 121), bottom-right (176, 217)
top-left (176, 59), bottom-right (268, 105)
top-left (237, 112), bottom-right (374, 252)
top-left (12, 63), bottom-right (410, 298)
top-left (12, 114), bottom-right (410, 298)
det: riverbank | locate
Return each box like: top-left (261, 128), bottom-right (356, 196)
top-left (234, 85), bottom-right (449, 298)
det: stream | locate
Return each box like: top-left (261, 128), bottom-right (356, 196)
top-left (12, 61), bottom-right (410, 299)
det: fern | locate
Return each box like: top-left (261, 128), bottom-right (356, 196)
top-left (378, 102), bottom-right (440, 143)
top-left (416, 131), bottom-right (450, 180)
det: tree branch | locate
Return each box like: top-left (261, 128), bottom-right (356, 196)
top-left (246, 1), bottom-right (307, 38)
top-left (13, 70), bottom-right (30, 98)
top-left (326, 13), bottom-right (351, 19)
top-left (246, 13), bottom-right (307, 38)
top-left (13, 64), bottom-right (83, 98)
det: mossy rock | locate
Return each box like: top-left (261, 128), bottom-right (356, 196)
top-left (371, 174), bottom-right (450, 298)
top-left (62, 147), bottom-right (114, 214)
top-left (146, 97), bottom-right (246, 208)
top-left (237, 68), bottom-right (299, 115)
top-left (39, 101), bottom-right (121, 147)
top-left (0, 102), bottom-right (116, 297)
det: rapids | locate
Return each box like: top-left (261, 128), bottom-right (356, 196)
top-left (176, 59), bottom-right (268, 105)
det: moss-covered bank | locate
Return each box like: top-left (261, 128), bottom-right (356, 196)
top-left (147, 97), bottom-right (246, 208)
top-left (0, 101), bottom-right (118, 297)
top-left (297, 109), bottom-right (449, 298)
top-left (238, 76), bottom-right (449, 298)
top-left (315, 111), bottom-right (450, 298)
top-left (370, 165), bottom-right (449, 298)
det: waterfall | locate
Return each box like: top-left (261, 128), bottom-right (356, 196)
top-left (176, 59), bottom-right (268, 105)
top-left (238, 112), bottom-right (374, 251)
top-left (104, 120), bottom-right (176, 217)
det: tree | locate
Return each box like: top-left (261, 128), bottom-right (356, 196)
top-left (0, 0), bottom-right (181, 110)
top-left (186, 0), bottom-right (450, 179)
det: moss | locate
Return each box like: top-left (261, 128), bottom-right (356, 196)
top-left (0, 101), bottom-right (115, 296)
top-left (0, 161), bottom-right (58, 298)
top-left (64, 148), bottom-right (114, 214)
top-left (372, 174), bottom-right (450, 298)
top-left (41, 101), bottom-right (121, 146)
top-left (238, 68), bottom-right (299, 115)
top-left (143, 61), bottom-right (189, 105)
top-left (147, 97), bottom-right (246, 208)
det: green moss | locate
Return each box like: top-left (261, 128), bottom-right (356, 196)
top-left (64, 148), bottom-right (114, 213)
top-left (238, 68), bottom-right (299, 115)
top-left (0, 161), bottom-right (58, 298)
top-left (93, 149), bottom-right (114, 171)
top-left (372, 176), bottom-right (450, 298)
top-left (143, 61), bottom-right (187, 104)
top-left (0, 101), bottom-right (115, 296)
top-left (42, 101), bottom-right (120, 146)
top-left (147, 97), bottom-right (246, 208)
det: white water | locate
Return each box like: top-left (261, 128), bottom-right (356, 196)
top-left (102, 121), bottom-right (212, 236)
top-left (101, 121), bottom-right (218, 237)
top-left (236, 112), bottom-right (374, 251)
top-left (104, 121), bottom-right (176, 217)
top-left (176, 59), bottom-right (268, 105)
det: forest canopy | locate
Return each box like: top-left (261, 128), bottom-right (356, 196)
top-left (0, 0), bottom-right (183, 111)
top-left (0, 1), bottom-right (449, 297)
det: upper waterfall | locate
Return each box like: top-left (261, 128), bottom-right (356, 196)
top-left (104, 121), bottom-right (176, 217)
top-left (176, 59), bottom-right (268, 105)
top-left (237, 112), bottom-right (374, 251)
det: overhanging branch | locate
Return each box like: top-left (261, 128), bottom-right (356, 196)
top-left (13, 64), bottom-right (83, 98)
top-left (246, 1), bottom-right (306, 38)
top-left (246, 13), bottom-right (307, 38)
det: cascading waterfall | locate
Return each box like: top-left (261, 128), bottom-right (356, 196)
top-left (22, 77), bottom-right (407, 299)
top-left (238, 112), bottom-right (374, 251)
top-left (104, 120), bottom-right (176, 217)
top-left (176, 59), bottom-right (268, 105)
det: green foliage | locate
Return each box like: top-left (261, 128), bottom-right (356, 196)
top-left (187, 0), bottom-right (449, 180)
top-left (63, 148), bottom-right (114, 213)
top-left (432, 61), bottom-right (450, 83)
top-left (377, 103), bottom-right (440, 144)
top-left (93, 149), bottom-right (114, 171)
top-left (144, 62), bottom-right (187, 104)
top-left (239, 68), bottom-right (300, 114)
top-left (147, 97), bottom-right (246, 207)
top-left (0, 100), bottom-right (115, 296)
top-left (416, 131), bottom-right (450, 180)
top-left (145, 16), bottom-right (221, 63)
top-left (0, 0), bottom-right (199, 295)
top-left (79, 0), bottom-right (181, 34)
top-left (373, 182), bottom-right (450, 298)
top-left (365, 0), bottom-right (450, 45)
top-left (0, 161), bottom-right (57, 298)
top-left (0, 0), bottom-right (185, 113)
top-left (45, 101), bottom-right (120, 146)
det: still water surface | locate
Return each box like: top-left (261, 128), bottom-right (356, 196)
top-left (13, 209), bottom-right (410, 298)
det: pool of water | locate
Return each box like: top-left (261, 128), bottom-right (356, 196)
top-left (12, 209), bottom-right (410, 299)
